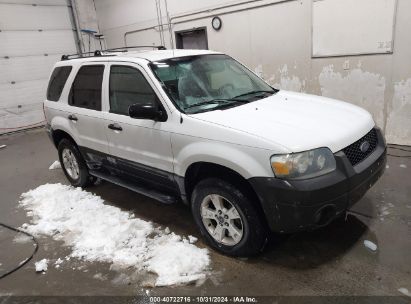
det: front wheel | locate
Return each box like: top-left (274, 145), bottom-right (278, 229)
top-left (191, 178), bottom-right (267, 256)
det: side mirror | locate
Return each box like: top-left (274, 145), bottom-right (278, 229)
top-left (128, 103), bottom-right (165, 121)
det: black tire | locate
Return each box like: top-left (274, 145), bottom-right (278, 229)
top-left (58, 138), bottom-right (93, 187)
top-left (191, 178), bottom-right (268, 257)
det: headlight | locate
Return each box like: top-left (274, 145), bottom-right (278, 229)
top-left (270, 148), bottom-right (336, 179)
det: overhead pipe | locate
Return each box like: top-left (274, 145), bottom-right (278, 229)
top-left (169, 0), bottom-right (296, 27)
top-left (164, 0), bottom-right (174, 50)
top-left (169, 0), bottom-right (265, 22)
top-left (0, 2), bottom-right (66, 6)
top-left (124, 0), bottom-right (295, 48)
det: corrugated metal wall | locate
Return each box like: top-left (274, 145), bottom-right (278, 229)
top-left (0, 0), bottom-right (77, 133)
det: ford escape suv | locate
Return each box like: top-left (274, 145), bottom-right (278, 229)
top-left (44, 48), bottom-right (386, 256)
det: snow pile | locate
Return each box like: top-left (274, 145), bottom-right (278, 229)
top-left (35, 259), bottom-right (48, 273)
top-left (145, 234), bottom-right (209, 286)
top-left (363, 240), bottom-right (378, 252)
top-left (19, 183), bottom-right (210, 286)
top-left (400, 164), bottom-right (407, 169)
top-left (49, 161), bottom-right (61, 170)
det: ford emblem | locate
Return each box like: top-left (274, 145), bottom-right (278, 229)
top-left (360, 141), bottom-right (370, 153)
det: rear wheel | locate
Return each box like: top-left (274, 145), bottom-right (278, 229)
top-left (58, 139), bottom-right (93, 187)
top-left (191, 178), bottom-right (267, 256)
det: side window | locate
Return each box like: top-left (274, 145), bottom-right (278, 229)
top-left (69, 65), bottom-right (104, 111)
top-left (109, 65), bottom-right (157, 115)
top-left (47, 66), bottom-right (72, 101)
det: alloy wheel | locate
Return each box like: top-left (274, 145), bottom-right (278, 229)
top-left (200, 194), bottom-right (244, 246)
top-left (62, 148), bottom-right (80, 180)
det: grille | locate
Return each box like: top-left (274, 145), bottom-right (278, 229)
top-left (343, 128), bottom-right (378, 166)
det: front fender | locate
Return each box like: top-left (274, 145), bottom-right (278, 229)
top-left (173, 138), bottom-right (274, 179)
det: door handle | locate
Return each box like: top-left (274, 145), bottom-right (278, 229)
top-left (68, 114), bottom-right (78, 121)
top-left (108, 123), bottom-right (123, 131)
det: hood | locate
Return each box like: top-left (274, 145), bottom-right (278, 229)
top-left (191, 90), bottom-right (375, 153)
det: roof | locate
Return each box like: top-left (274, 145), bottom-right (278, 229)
top-left (119, 49), bottom-right (221, 61)
top-left (58, 49), bottom-right (221, 65)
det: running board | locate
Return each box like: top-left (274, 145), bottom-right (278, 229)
top-left (90, 170), bottom-right (177, 205)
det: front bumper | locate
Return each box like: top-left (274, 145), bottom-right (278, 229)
top-left (249, 128), bottom-right (387, 233)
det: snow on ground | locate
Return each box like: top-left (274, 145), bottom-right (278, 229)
top-left (93, 273), bottom-right (108, 281)
top-left (399, 288), bottom-right (411, 297)
top-left (144, 233), bottom-right (209, 286)
top-left (13, 233), bottom-right (32, 244)
top-left (35, 259), bottom-right (48, 273)
top-left (19, 183), bottom-right (210, 286)
top-left (54, 258), bottom-right (63, 269)
top-left (188, 235), bottom-right (198, 244)
top-left (379, 201), bottom-right (396, 220)
top-left (363, 240), bottom-right (378, 251)
top-left (48, 161), bottom-right (61, 170)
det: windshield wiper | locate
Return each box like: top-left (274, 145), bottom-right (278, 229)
top-left (184, 98), bottom-right (246, 110)
top-left (232, 90), bottom-right (277, 99)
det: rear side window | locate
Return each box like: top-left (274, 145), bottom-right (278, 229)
top-left (69, 65), bottom-right (104, 111)
top-left (47, 66), bottom-right (72, 101)
top-left (109, 66), bottom-right (157, 115)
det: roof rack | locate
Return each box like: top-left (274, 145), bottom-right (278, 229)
top-left (61, 50), bottom-right (102, 61)
top-left (61, 45), bottom-right (166, 61)
top-left (106, 45), bottom-right (166, 52)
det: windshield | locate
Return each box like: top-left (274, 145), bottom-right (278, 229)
top-left (149, 54), bottom-right (277, 114)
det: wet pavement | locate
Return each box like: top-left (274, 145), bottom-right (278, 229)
top-left (0, 129), bottom-right (410, 297)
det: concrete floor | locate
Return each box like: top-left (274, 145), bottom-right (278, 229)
top-left (0, 129), bottom-right (410, 297)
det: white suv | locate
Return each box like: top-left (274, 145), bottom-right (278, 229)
top-left (44, 48), bottom-right (386, 256)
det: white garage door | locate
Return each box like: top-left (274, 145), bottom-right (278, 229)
top-left (0, 0), bottom-right (77, 133)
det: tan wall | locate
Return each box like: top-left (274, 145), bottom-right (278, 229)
top-left (94, 0), bottom-right (411, 145)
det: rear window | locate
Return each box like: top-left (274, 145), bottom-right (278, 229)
top-left (47, 66), bottom-right (72, 101)
top-left (69, 65), bottom-right (104, 111)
